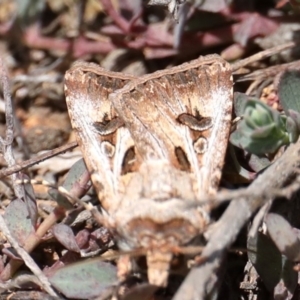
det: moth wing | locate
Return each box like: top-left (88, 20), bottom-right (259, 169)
top-left (65, 62), bottom-right (137, 212)
top-left (110, 55), bottom-right (233, 197)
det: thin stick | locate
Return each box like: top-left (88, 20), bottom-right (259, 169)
top-left (0, 214), bottom-right (59, 297)
top-left (0, 141), bottom-right (78, 178)
top-left (0, 58), bottom-right (24, 199)
top-left (174, 138), bottom-right (300, 300)
top-left (0, 59), bottom-right (14, 147)
top-left (231, 41), bottom-right (295, 72)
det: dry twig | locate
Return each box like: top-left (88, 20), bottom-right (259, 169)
top-left (0, 141), bottom-right (78, 178)
top-left (174, 138), bottom-right (300, 299)
top-left (0, 58), bottom-right (59, 297)
top-left (0, 215), bottom-right (59, 298)
top-left (231, 42), bottom-right (296, 72)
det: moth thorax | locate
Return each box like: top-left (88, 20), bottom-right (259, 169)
top-left (146, 250), bottom-right (172, 287)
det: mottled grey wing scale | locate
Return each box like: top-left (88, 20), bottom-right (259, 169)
top-left (110, 55), bottom-right (233, 197)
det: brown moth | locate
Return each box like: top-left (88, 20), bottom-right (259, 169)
top-left (64, 55), bottom-right (233, 287)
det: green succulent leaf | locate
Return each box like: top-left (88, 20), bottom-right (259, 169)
top-left (286, 116), bottom-right (298, 142)
top-left (288, 109), bottom-right (300, 130)
top-left (230, 98), bottom-right (290, 155)
top-left (250, 123), bottom-right (276, 139)
top-left (248, 230), bottom-right (297, 297)
top-left (48, 259), bottom-right (117, 299)
top-left (233, 92), bottom-right (248, 117)
top-left (248, 231), bottom-right (282, 292)
top-left (285, 109), bottom-right (300, 143)
top-left (16, 0), bottom-right (46, 27)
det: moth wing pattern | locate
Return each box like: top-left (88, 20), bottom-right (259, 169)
top-left (65, 62), bottom-right (137, 213)
top-left (110, 54), bottom-right (233, 198)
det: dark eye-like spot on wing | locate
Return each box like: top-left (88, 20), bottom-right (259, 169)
top-left (101, 141), bottom-right (115, 157)
top-left (177, 113), bottom-right (212, 132)
top-left (93, 117), bottom-right (124, 136)
top-left (211, 173), bottom-right (221, 190)
top-left (193, 137), bottom-right (208, 154)
top-left (175, 147), bottom-right (190, 171)
top-left (121, 146), bottom-right (136, 174)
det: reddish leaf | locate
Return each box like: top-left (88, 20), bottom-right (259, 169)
top-left (234, 13), bottom-right (278, 46)
top-left (52, 224), bottom-right (80, 253)
top-left (20, 174), bottom-right (37, 226)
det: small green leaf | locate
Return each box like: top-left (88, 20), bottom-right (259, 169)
top-left (48, 259), bottom-right (117, 299)
top-left (230, 98), bottom-right (290, 154)
top-left (248, 154), bottom-right (271, 173)
top-left (248, 229), bottom-right (297, 296)
top-left (249, 123), bottom-right (275, 138)
top-left (63, 158), bottom-right (89, 191)
top-left (274, 257), bottom-right (297, 299)
top-left (16, 0), bottom-right (46, 27)
top-left (278, 70), bottom-right (300, 114)
top-left (49, 158), bottom-right (90, 209)
top-left (19, 174), bottom-right (37, 226)
top-left (248, 231), bottom-right (282, 292)
top-left (286, 116), bottom-right (298, 142)
top-left (52, 224), bottom-right (80, 253)
top-left (4, 199), bottom-right (35, 246)
top-left (233, 92), bottom-right (248, 117)
top-left (266, 213), bottom-right (300, 262)
top-left (288, 109), bottom-right (300, 130)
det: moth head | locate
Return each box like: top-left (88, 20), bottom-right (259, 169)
top-left (115, 199), bottom-right (210, 249)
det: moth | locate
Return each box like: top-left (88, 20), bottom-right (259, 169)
top-left (64, 55), bottom-right (233, 287)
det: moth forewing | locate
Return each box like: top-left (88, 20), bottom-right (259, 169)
top-left (185, 58), bottom-right (233, 196)
top-left (110, 54), bottom-right (233, 197)
top-left (64, 62), bottom-right (137, 213)
top-left (109, 54), bottom-right (233, 285)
